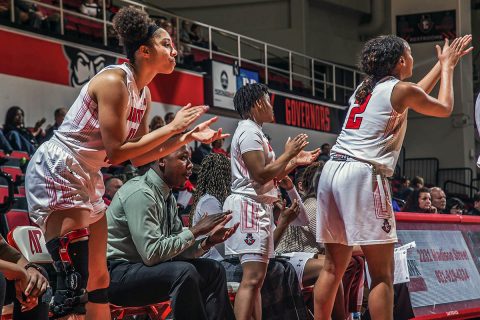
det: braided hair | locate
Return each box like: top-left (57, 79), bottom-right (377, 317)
top-left (112, 7), bottom-right (161, 63)
top-left (233, 83), bottom-right (270, 119)
top-left (189, 153), bottom-right (231, 223)
top-left (355, 35), bottom-right (408, 104)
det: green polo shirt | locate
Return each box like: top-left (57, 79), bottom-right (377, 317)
top-left (107, 168), bottom-right (204, 266)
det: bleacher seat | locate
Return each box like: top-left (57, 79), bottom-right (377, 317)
top-left (5, 209), bottom-right (31, 231)
top-left (0, 166), bottom-right (23, 183)
top-left (9, 151), bottom-right (29, 161)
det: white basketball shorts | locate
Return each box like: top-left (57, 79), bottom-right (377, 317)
top-left (25, 139), bottom-right (106, 231)
top-left (224, 194), bottom-right (274, 258)
top-left (316, 159), bottom-right (397, 246)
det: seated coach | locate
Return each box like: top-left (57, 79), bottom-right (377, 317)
top-left (106, 145), bottom-right (237, 320)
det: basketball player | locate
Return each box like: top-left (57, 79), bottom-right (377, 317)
top-left (224, 83), bottom-right (320, 320)
top-left (314, 34), bottom-right (472, 320)
top-left (25, 7), bottom-right (227, 319)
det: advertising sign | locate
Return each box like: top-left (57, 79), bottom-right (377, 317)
top-left (271, 92), bottom-right (345, 134)
top-left (398, 230), bottom-right (480, 308)
top-left (396, 10), bottom-right (456, 43)
top-left (211, 60), bottom-right (236, 110)
top-left (237, 67), bottom-right (259, 88)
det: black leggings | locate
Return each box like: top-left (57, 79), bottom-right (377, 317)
top-left (0, 272), bottom-right (49, 320)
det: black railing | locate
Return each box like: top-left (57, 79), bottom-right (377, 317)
top-left (403, 158), bottom-right (439, 186)
top-left (443, 180), bottom-right (478, 199)
top-left (437, 168), bottom-right (474, 196)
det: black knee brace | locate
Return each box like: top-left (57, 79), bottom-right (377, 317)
top-left (88, 288), bottom-right (109, 304)
top-left (46, 228), bottom-right (89, 318)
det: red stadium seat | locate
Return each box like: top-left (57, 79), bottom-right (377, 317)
top-left (5, 209), bottom-right (31, 231)
top-left (9, 151), bottom-right (29, 161)
top-left (0, 166), bottom-right (23, 183)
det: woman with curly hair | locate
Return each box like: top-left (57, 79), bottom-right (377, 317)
top-left (315, 34), bottom-right (472, 320)
top-left (190, 153), bottom-right (233, 260)
top-left (25, 6), bottom-right (226, 319)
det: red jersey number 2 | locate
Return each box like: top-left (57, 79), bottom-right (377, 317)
top-left (345, 94), bottom-right (372, 129)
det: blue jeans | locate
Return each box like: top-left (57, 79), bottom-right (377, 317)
top-left (6, 130), bottom-right (36, 155)
top-left (0, 130), bottom-right (13, 154)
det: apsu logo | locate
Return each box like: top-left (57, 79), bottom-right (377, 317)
top-left (63, 46), bottom-right (116, 87)
top-left (244, 233), bottom-right (255, 246)
top-left (382, 219), bottom-right (392, 233)
top-left (418, 14), bottom-right (433, 34)
top-left (28, 229), bottom-right (43, 254)
top-left (220, 70), bottom-right (228, 90)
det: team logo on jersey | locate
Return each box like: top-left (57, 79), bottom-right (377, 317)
top-left (244, 233), bottom-right (255, 245)
top-left (63, 46), bottom-right (116, 87)
top-left (382, 219), bottom-right (392, 233)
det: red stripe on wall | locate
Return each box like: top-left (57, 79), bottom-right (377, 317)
top-left (0, 29), bottom-right (204, 106)
top-left (0, 29), bottom-right (70, 86)
top-left (148, 71), bottom-right (204, 107)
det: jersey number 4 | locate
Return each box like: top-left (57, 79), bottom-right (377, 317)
top-left (345, 94), bottom-right (372, 129)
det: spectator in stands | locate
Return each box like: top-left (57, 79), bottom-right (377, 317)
top-left (402, 187), bottom-right (437, 213)
top-left (107, 145), bottom-right (236, 320)
top-left (102, 177), bottom-right (123, 206)
top-left (0, 0), bottom-right (9, 19)
top-left (189, 23), bottom-right (201, 44)
top-left (430, 187), bottom-right (447, 213)
top-left (0, 234), bottom-right (49, 319)
top-left (211, 138), bottom-right (228, 157)
top-left (469, 192), bottom-right (480, 216)
top-left (164, 112), bottom-right (175, 124)
top-left (180, 20), bottom-right (191, 43)
top-left (43, 107), bottom-right (67, 142)
top-left (192, 143), bottom-right (212, 165)
top-left (149, 115), bottom-right (165, 132)
top-left (80, 0), bottom-right (100, 18)
top-left (4, 106), bottom-right (44, 156)
top-left (161, 20), bottom-right (173, 37)
top-left (14, 0), bottom-right (47, 29)
top-left (190, 153), bottom-right (309, 319)
top-left (446, 197), bottom-right (466, 215)
top-left (317, 143), bottom-right (331, 162)
top-left (411, 175), bottom-right (424, 189)
top-left (395, 176), bottom-right (412, 200)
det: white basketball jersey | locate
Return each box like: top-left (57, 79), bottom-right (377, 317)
top-left (230, 119), bottom-right (278, 204)
top-left (331, 77), bottom-right (406, 177)
top-left (54, 63), bottom-right (147, 170)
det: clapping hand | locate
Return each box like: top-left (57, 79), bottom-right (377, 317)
top-left (436, 35), bottom-right (473, 68)
top-left (294, 148), bottom-right (321, 166)
top-left (188, 117), bottom-right (230, 144)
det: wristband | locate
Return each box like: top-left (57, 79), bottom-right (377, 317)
top-left (24, 263), bottom-right (43, 273)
